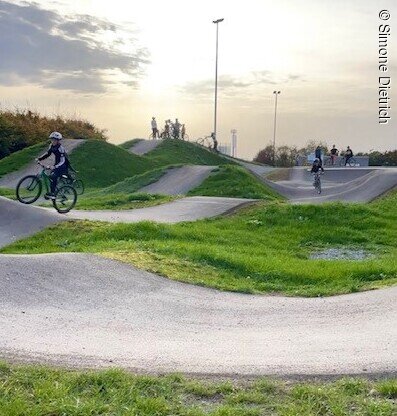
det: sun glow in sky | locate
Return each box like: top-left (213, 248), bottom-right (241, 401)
top-left (0, 0), bottom-right (395, 158)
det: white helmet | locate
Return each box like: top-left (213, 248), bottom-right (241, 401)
top-left (49, 131), bottom-right (62, 140)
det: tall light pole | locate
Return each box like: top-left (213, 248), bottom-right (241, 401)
top-left (213, 18), bottom-right (224, 143)
top-left (272, 90), bottom-right (281, 166)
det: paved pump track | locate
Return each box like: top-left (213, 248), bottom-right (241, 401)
top-left (138, 165), bottom-right (216, 195)
top-left (128, 139), bottom-right (161, 155)
top-left (0, 253), bottom-right (396, 376)
top-left (1, 146), bottom-right (397, 376)
top-left (265, 167), bottom-right (397, 204)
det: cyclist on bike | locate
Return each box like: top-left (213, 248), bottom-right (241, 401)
top-left (330, 145), bottom-right (338, 165)
top-left (36, 131), bottom-right (68, 199)
top-left (311, 158), bottom-right (324, 174)
top-left (344, 146), bottom-right (354, 165)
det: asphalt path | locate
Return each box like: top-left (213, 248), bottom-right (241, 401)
top-left (266, 167), bottom-right (397, 203)
top-left (0, 139), bottom-right (85, 189)
top-left (0, 197), bottom-right (65, 248)
top-left (1, 253), bottom-right (396, 376)
top-left (128, 139), bottom-right (161, 155)
top-left (66, 196), bottom-right (254, 223)
top-left (139, 165), bottom-right (216, 195)
top-left (0, 196), bottom-right (255, 248)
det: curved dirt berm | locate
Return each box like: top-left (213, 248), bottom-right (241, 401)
top-left (266, 167), bottom-right (397, 203)
top-left (0, 197), bottom-right (64, 248)
top-left (0, 252), bottom-right (396, 376)
top-left (128, 139), bottom-right (161, 155)
top-left (0, 139), bottom-right (85, 189)
top-left (139, 165), bottom-right (216, 195)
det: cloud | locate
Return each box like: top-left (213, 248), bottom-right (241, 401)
top-left (180, 71), bottom-right (303, 97)
top-left (0, 1), bottom-right (150, 93)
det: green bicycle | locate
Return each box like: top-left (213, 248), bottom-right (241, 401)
top-left (58, 171), bottom-right (85, 195)
top-left (16, 162), bottom-right (77, 213)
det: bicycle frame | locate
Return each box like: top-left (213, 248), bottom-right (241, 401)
top-left (36, 165), bottom-right (52, 195)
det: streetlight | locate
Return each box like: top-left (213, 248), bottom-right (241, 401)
top-left (272, 90), bottom-right (281, 166)
top-left (213, 18), bottom-right (224, 144)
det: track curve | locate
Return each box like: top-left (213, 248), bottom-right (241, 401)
top-left (1, 253), bottom-right (396, 376)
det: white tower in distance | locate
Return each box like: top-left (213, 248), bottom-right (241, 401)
top-left (231, 129), bottom-right (237, 157)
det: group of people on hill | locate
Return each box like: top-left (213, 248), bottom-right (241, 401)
top-left (150, 117), bottom-right (187, 140)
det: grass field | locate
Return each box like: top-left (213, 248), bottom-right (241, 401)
top-left (188, 165), bottom-right (283, 200)
top-left (0, 142), bottom-right (47, 178)
top-left (4, 190), bottom-right (396, 297)
top-left (0, 363), bottom-right (395, 415)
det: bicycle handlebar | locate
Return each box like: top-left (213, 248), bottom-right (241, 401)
top-left (37, 161), bottom-right (51, 170)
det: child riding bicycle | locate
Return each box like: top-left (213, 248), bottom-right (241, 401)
top-left (35, 131), bottom-right (69, 199)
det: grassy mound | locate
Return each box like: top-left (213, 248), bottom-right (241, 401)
top-left (0, 142), bottom-right (47, 178)
top-left (188, 165), bottom-right (283, 200)
top-left (0, 363), bottom-right (395, 415)
top-left (69, 140), bottom-right (155, 189)
top-left (146, 139), bottom-right (234, 167)
top-left (5, 190), bottom-right (397, 297)
top-left (75, 167), bottom-right (172, 210)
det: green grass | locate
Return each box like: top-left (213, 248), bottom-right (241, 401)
top-left (4, 191), bottom-right (397, 297)
top-left (75, 193), bottom-right (174, 210)
top-left (146, 139), bottom-right (235, 167)
top-left (0, 187), bottom-right (16, 198)
top-left (0, 363), bottom-right (395, 415)
top-left (85, 167), bottom-right (170, 196)
top-left (69, 140), bottom-right (155, 189)
top-left (0, 142), bottom-right (47, 178)
top-left (74, 167), bottom-right (174, 210)
top-left (118, 138), bottom-right (143, 150)
top-left (188, 165), bottom-right (283, 200)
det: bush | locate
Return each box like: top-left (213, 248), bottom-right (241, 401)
top-left (0, 109), bottom-right (107, 159)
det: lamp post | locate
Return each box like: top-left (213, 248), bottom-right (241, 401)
top-left (272, 90), bottom-right (281, 166)
top-left (213, 18), bottom-right (224, 144)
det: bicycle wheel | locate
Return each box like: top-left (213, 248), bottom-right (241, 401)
top-left (16, 175), bottom-right (42, 204)
top-left (53, 185), bottom-right (77, 213)
top-left (316, 179), bottom-right (322, 194)
top-left (347, 158), bottom-right (356, 167)
top-left (74, 179), bottom-right (84, 195)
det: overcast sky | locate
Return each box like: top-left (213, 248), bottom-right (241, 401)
top-left (0, 0), bottom-right (395, 158)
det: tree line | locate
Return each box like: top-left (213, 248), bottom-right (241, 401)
top-left (254, 141), bottom-right (397, 167)
top-left (0, 109), bottom-right (107, 159)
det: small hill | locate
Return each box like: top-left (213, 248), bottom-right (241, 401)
top-left (145, 139), bottom-right (235, 167)
top-left (188, 165), bottom-right (283, 200)
top-left (69, 140), bottom-right (155, 188)
top-left (0, 142), bottom-right (48, 178)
